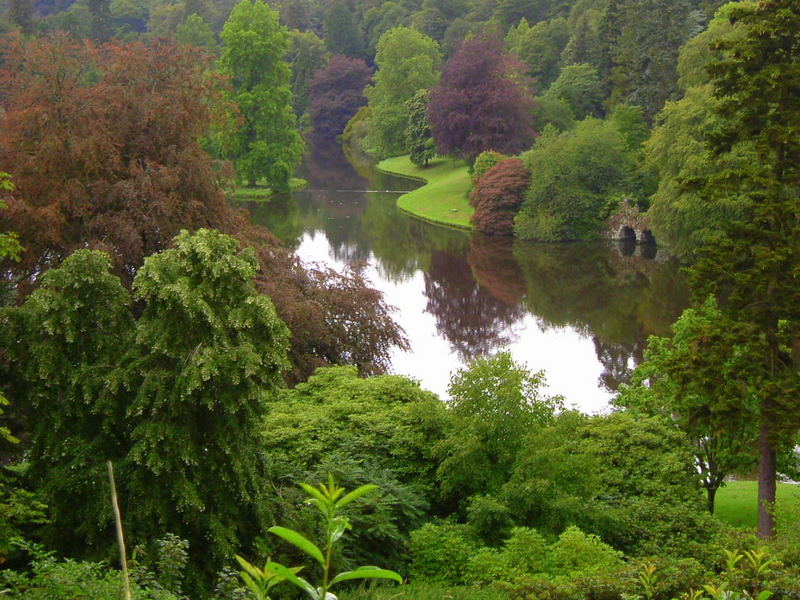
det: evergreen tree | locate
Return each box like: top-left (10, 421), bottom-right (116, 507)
top-left (689, 0), bottom-right (800, 538)
top-left (1, 251), bottom-right (134, 552)
top-left (599, 0), bottom-right (697, 120)
top-left (218, 0), bottom-right (304, 190)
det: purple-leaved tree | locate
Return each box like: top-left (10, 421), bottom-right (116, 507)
top-left (428, 35), bottom-right (535, 162)
top-left (309, 55), bottom-right (373, 139)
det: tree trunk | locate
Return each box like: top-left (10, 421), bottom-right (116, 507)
top-left (757, 423), bottom-right (777, 538)
top-left (706, 484), bottom-right (718, 515)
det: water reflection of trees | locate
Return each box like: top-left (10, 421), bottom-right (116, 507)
top-left (467, 234), bottom-right (526, 304)
top-left (513, 240), bottom-right (689, 391)
top-left (424, 250), bottom-right (524, 360)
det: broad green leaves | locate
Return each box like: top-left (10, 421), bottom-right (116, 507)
top-left (258, 478), bottom-right (402, 600)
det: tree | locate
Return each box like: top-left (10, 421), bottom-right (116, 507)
top-left (515, 118), bottom-right (635, 241)
top-left (261, 366), bottom-right (451, 567)
top-left (616, 296), bottom-right (762, 513)
top-left (404, 89), bottom-right (436, 167)
top-left (599, 0), bottom-right (697, 121)
top-left (88, 0), bottom-right (111, 40)
top-left (175, 13), bottom-right (218, 51)
top-left (469, 158), bottom-right (530, 236)
top-left (308, 55), bottom-right (372, 139)
top-left (644, 3), bottom-right (754, 260)
top-left (364, 26), bottom-right (441, 157)
top-left (218, 0), bottom-right (304, 189)
top-left (1, 230), bottom-right (293, 593)
top-left (506, 17), bottom-right (570, 89)
top-left (287, 29), bottom-right (329, 119)
top-left (323, 2), bottom-right (365, 58)
top-left (428, 34), bottom-right (535, 162)
top-left (124, 229), bottom-right (291, 588)
top-left (0, 34), bottom-right (236, 289)
top-left (688, 0), bottom-right (800, 538)
top-left (0, 176), bottom-right (21, 266)
top-left (0, 250), bottom-right (134, 551)
top-left (436, 352), bottom-right (562, 514)
top-left (544, 63), bottom-right (603, 120)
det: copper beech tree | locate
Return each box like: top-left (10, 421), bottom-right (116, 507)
top-left (0, 34), bottom-right (406, 383)
top-left (0, 34), bottom-right (236, 288)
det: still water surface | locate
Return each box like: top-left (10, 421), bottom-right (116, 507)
top-left (245, 142), bottom-right (690, 413)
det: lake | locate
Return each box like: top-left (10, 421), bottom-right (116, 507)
top-left (244, 141), bottom-right (689, 413)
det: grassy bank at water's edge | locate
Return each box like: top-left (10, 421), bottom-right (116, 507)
top-left (715, 480), bottom-right (800, 528)
top-left (377, 156), bottom-right (473, 229)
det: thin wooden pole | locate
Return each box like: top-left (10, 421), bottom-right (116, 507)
top-left (107, 461), bottom-right (132, 600)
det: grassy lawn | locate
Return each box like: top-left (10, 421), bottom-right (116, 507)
top-left (715, 480), bottom-right (800, 529)
top-left (231, 177), bottom-right (308, 202)
top-left (377, 155), bottom-right (473, 229)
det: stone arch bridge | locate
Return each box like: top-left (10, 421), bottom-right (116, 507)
top-left (605, 199), bottom-right (655, 244)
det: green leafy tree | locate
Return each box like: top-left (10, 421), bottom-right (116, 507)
top-left (175, 13), bottom-right (217, 51)
top-left (323, 2), bottom-right (365, 59)
top-left (515, 117), bottom-right (635, 241)
top-left (261, 365), bottom-right (451, 567)
top-left (436, 352), bottom-right (563, 518)
top-left (689, 0), bottom-right (800, 538)
top-left (561, 12), bottom-right (602, 68)
top-left (616, 296), bottom-right (762, 513)
top-left (644, 3), bottom-right (754, 260)
top-left (506, 17), bottom-right (570, 89)
top-left (0, 175), bottom-right (21, 265)
top-left (218, 0), bottom-right (304, 189)
top-left (0, 250), bottom-right (134, 552)
top-left (124, 229), bottom-right (291, 585)
top-left (287, 29), bottom-right (329, 119)
top-left (544, 62), bottom-right (603, 120)
top-left (364, 26), bottom-right (441, 157)
top-left (405, 89), bottom-right (436, 167)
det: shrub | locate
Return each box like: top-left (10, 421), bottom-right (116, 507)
top-left (548, 527), bottom-right (623, 576)
top-left (469, 158), bottom-right (530, 236)
top-left (471, 150), bottom-right (506, 184)
top-left (409, 523), bottom-right (479, 585)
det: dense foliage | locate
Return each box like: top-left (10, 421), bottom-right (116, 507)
top-left (217, 0), bottom-right (304, 190)
top-left (514, 118), bottom-right (636, 241)
top-left (2, 0), bottom-right (800, 598)
top-left (469, 158), bottom-right (530, 236)
top-left (0, 35), bottom-right (235, 289)
top-left (308, 55), bottom-right (372, 139)
top-left (1, 230), bottom-right (289, 593)
top-left (363, 26), bottom-right (441, 157)
top-left (428, 35), bottom-right (534, 161)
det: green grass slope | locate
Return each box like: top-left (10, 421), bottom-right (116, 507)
top-left (715, 480), bottom-right (800, 529)
top-left (377, 156), bottom-right (473, 229)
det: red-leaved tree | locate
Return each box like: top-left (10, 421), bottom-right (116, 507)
top-left (308, 54), bottom-right (373, 139)
top-left (0, 34), bottom-right (235, 287)
top-left (469, 157), bottom-right (530, 236)
top-left (0, 34), bottom-right (406, 382)
top-left (428, 35), bottom-right (535, 162)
